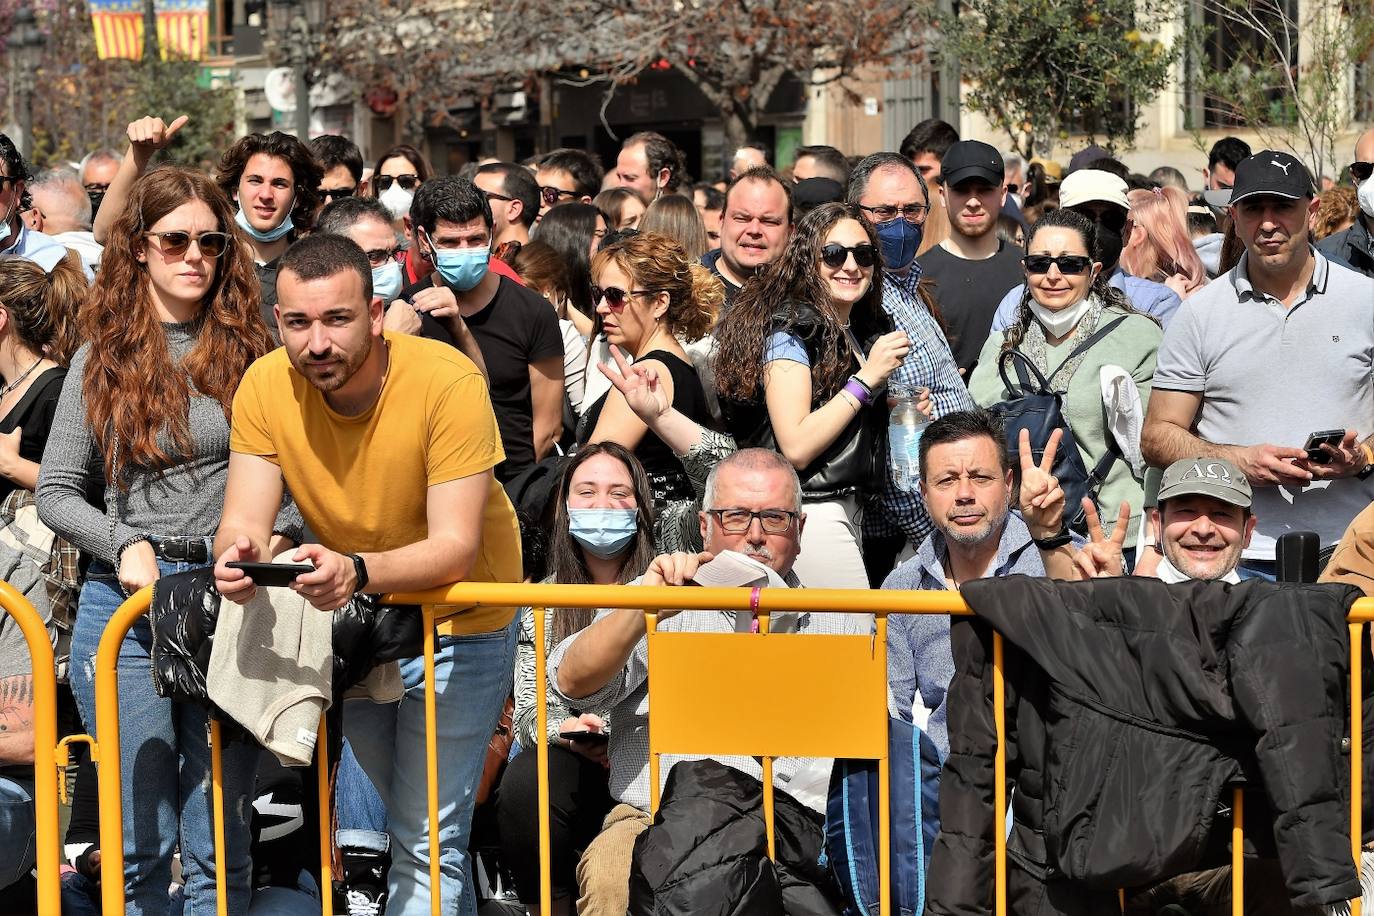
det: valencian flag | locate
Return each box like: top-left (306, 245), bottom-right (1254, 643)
top-left (154, 0), bottom-right (210, 61)
top-left (88, 0), bottom-right (145, 60)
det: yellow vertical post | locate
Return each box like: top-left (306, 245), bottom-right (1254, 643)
top-left (876, 614), bottom-right (890, 916)
top-left (762, 757), bottom-right (776, 860)
top-left (1232, 787), bottom-right (1244, 916)
top-left (993, 631), bottom-right (1007, 916)
top-left (423, 604), bottom-right (442, 916)
top-left (0, 582), bottom-right (60, 914)
top-left (535, 607), bottom-right (553, 911)
top-left (647, 611), bottom-right (660, 815)
top-left (1352, 622), bottom-right (1364, 916)
top-left (317, 716), bottom-right (334, 916)
top-left (210, 719), bottom-right (228, 916)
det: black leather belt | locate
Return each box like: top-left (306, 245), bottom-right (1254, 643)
top-left (150, 537), bottom-right (210, 564)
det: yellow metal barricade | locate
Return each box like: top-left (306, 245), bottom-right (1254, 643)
top-left (85, 583), bottom-right (1374, 916)
top-left (0, 580), bottom-right (61, 913)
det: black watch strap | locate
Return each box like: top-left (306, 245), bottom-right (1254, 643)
top-left (349, 553), bottom-right (369, 593)
top-left (1032, 529), bottom-right (1074, 550)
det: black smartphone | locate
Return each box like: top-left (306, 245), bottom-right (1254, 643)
top-left (1303, 429), bottom-right (1346, 464)
top-left (557, 730), bottom-right (609, 745)
top-left (226, 561), bottom-right (315, 588)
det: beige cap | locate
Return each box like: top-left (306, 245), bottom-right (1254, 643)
top-left (1058, 169), bottom-right (1130, 210)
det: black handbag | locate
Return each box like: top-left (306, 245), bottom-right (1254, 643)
top-left (987, 316), bottom-right (1126, 533)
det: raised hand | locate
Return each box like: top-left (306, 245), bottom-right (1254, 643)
top-left (599, 344), bottom-right (669, 423)
top-left (1072, 498), bottom-right (1130, 579)
top-left (127, 115), bottom-right (188, 157)
top-left (1018, 427), bottom-right (1065, 538)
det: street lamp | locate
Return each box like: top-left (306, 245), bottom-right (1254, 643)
top-left (275, 0), bottom-right (326, 140)
top-left (10, 7), bottom-right (44, 160)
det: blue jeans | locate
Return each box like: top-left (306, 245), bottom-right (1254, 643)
top-left (0, 773), bottom-right (35, 889)
top-left (70, 557), bottom-right (260, 916)
top-left (345, 619), bottom-right (517, 916)
top-left (1239, 560), bottom-right (1278, 581)
top-left (337, 738), bottom-right (388, 854)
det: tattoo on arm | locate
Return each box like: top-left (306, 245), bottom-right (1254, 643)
top-left (0, 674), bottom-right (34, 741)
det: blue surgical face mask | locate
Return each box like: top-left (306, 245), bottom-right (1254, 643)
top-left (424, 231), bottom-right (490, 291)
top-left (567, 507), bottom-right (639, 559)
top-left (875, 216), bottom-right (923, 272)
top-left (235, 203), bottom-right (295, 243)
top-left (371, 259), bottom-right (404, 302)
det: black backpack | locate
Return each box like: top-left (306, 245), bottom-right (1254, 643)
top-left (988, 316), bottom-right (1126, 533)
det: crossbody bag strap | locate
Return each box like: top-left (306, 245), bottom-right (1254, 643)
top-left (1045, 316), bottom-right (1129, 383)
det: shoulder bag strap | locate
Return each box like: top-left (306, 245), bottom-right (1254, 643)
top-left (1045, 316), bottom-right (1129, 382)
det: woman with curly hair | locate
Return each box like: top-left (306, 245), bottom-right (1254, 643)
top-left (714, 201), bottom-right (911, 590)
top-left (38, 166), bottom-right (299, 915)
top-left (577, 232), bottom-right (720, 551)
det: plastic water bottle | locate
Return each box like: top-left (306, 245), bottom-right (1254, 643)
top-left (889, 384), bottom-right (930, 493)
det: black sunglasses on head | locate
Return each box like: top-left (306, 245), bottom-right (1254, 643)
top-left (1350, 161), bottom-right (1373, 183)
top-left (820, 242), bottom-right (878, 269)
top-left (144, 230), bottom-right (232, 259)
top-left (373, 174), bottom-right (420, 192)
top-left (1022, 254), bottom-right (1093, 275)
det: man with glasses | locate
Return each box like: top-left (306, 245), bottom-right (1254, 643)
top-left (701, 166), bottom-right (792, 307)
top-left (847, 152), bottom-right (973, 581)
top-left (549, 447), bottom-right (871, 916)
top-left (1143, 150), bottom-right (1374, 579)
top-left (1317, 128), bottom-right (1374, 278)
top-left (535, 148), bottom-right (605, 210)
top-left (310, 134), bottom-right (366, 208)
top-left (989, 169), bottom-right (1182, 332)
top-left (473, 162), bottom-right (540, 253)
top-left (23, 168), bottom-right (103, 273)
top-left (398, 176), bottom-right (564, 482)
top-left (77, 148), bottom-right (121, 221)
top-left (0, 134), bottom-right (69, 270)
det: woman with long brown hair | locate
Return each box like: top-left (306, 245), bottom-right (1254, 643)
top-left (37, 165), bottom-right (296, 914)
top-left (496, 442), bottom-right (656, 916)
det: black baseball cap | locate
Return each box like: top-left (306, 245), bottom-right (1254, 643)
top-left (1227, 150), bottom-right (1314, 205)
top-left (941, 141), bottom-right (1004, 189)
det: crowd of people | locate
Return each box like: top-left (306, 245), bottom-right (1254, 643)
top-left (0, 110), bottom-right (1371, 916)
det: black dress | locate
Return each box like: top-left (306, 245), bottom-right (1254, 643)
top-left (0, 366), bottom-right (66, 503)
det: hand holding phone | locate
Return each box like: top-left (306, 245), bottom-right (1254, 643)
top-left (557, 730), bottom-right (610, 745)
top-left (1303, 429), bottom-right (1346, 465)
top-left (225, 561), bottom-right (315, 588)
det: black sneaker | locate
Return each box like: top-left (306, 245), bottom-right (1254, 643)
top-left (340, 846), bottom-right (389, 916)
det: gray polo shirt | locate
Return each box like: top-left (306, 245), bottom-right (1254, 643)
top-left (1153, 249), bottom-right (1374, 559)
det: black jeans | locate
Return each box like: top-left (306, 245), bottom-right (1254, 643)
top-left (495, 744), bottom-right (614, 903)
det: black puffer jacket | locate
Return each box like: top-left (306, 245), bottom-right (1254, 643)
top-left (926, 576), bottom-right (1370, 914)
top-left (149, 568), bottom-right (423, 711)
top-left (629, 759), bottom-right (843, 916)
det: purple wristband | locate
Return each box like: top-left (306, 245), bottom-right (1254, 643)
top-left (843, 378), bottom-right (872, 407)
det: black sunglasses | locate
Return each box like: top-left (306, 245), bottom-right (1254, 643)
top-left (820, 242), bottom-right (878, 269)
top-left (144, 230), bottom-right (232, 259)
top-left (540, 185), bottom-right (578, 207)
top-left (1350, 161), bottom-right (1373, 183)
top-left (320, 186), bottom-right (356, 201)
top-left (373, 174), bottom-right (421, 192)
top-left (1022, 254), bottom-right (1093, 275)
top-left (591, 285), bottom-right (656, 311)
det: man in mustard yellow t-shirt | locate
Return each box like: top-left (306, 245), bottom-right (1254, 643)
top-left (213, 233), bottom-right (521, 916)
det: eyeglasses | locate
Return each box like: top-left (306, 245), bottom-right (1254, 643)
top-left (1022, 254), bottom-right (1093, 275)
top-left (591, 285), bottom-right (658, 311)
top-left (857, 202), bottom-right (929, 225)
top-left (483, 190), bottom-right (515, 203)
top-left (320, 186), bottom-right (356, 201)
top-left (705, 508), bottom-right (800, 534)
top-left (540, 185), bottom-right (578, 207)
top-left (820, 242), bottom-right (878, 269)
top-left (83, 182), bottom-right (110, 194)
top-left (143, 230), bottom-right (231, 259)
top-left (373, 174), bottom-right (420, 192)
top-left (0, 176), bottom-right (19, 191)
top-left (361, 247), bottom-right (397, 267)
top-left (1350, 161), bottom-right (1374, 183)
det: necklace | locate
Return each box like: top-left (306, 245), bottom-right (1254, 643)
top-left (0, 357), bottom-right (43, 398)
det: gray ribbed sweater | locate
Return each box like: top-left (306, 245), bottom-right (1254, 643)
top-left (37, 320), bottom-right (299, 565)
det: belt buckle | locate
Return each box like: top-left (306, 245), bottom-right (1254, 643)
top-left (159, 538), bottom-right (187, 562)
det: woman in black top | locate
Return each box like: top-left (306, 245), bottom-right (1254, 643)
top-left (715, 202), bottom-right (915, 589)
top-left (577, 232), bottom-right (722, 551)
top-left (0, 253), bottom-right (84, 503)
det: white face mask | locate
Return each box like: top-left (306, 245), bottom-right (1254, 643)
top-left (379, 183), bottom-right (414, 221)
top-left (1358, 173), bottom-right (1374, 220)
top-left (1029, 295), bottom-right (1093, 338)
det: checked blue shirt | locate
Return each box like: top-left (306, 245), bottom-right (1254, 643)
top-left (864, 265), bottom-right (974, 544)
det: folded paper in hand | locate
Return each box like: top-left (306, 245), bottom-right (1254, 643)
top-left (690, 550), bottom-right (789, 590)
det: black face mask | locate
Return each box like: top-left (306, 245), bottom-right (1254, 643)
top-left (1092, 211), bottom-right (1127, 270)
top-left (87, 190), bottom-right (105, 220)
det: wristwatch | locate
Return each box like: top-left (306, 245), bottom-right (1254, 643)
top-left (348, 553), bottom-right (370, 593)
top-left (1031, 528), bottom-right (1074, 550)
top-left (1358, 444), bottom-right (1374, 480)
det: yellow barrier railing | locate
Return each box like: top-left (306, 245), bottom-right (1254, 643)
top-left (79, 583), bottom-right (1374, 915)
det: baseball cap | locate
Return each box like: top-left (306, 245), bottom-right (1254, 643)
top-left (1157, 458), bottom-right (1252, 509)
top-left (941, 140), bottom-right (1004, 189)
top-left (1058, 169), bottom-right (1130, 211)
top-left (1068, 144), bottom-right (1111, 174)
top-left (791, 177), bottom-right (844, 214)
top-left (1226, 150), bottom-right (1314, 205)
top-left (1029, 157), bottom-right (1063, 182)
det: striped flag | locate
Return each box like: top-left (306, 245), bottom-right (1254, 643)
top-left (154, 0), bottom-right (210, 61)
top-left (88, 0), bottom-right (144, 60)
